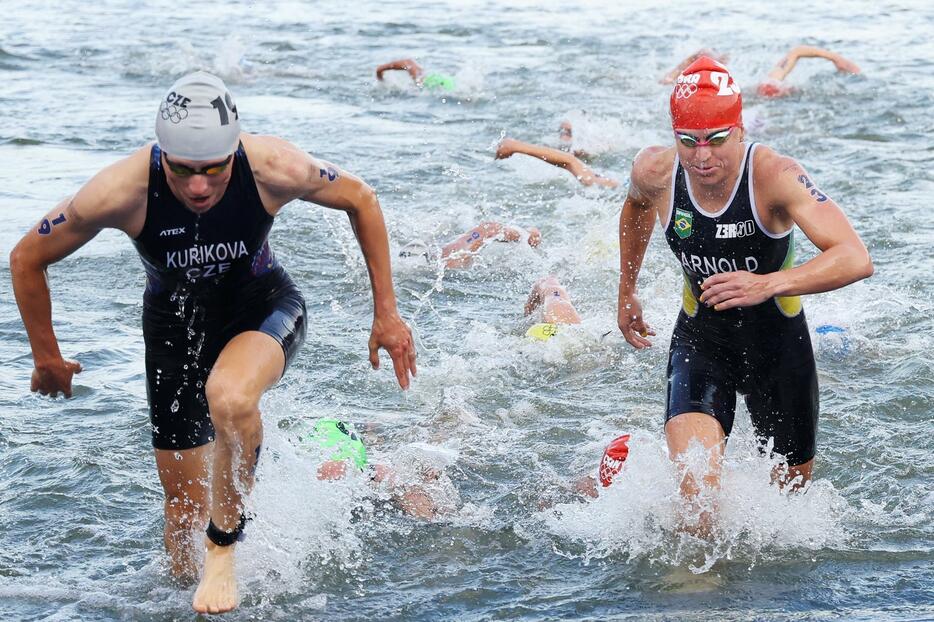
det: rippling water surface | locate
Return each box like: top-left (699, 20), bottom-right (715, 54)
top-left (1, 1), bottom-right (933, 620)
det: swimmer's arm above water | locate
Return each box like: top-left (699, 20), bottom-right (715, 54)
top-left (376, 58), bottom-right (424, 83)
top-left (9, 147), bottom-right (150, 397)
top-left (440, 221), bottom-right (542, 268)
top-left (765, 45), bottom-right (861, 82)
top-left (617, 147), bottom-right (668, 349)
top-left (248, 135), bottom-right (416, 389)
top-left (495, 138), bottom-right (618, 188)
top-left (699, 150), bottom-right (873, 311)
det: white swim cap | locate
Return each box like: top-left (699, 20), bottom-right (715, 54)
top-left (155, 71), bottom-right (241, 161)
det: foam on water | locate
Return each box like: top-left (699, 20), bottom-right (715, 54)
top-left (539, 433), bottom-right (851, 573)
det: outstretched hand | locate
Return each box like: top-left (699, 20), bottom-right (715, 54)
top-left (31, 358), bottom-right (82, 398)
top-left (700, 271), bottom-right (775, 310)
top-left (617, 293), bottom-right (655, 349)
top-left (368, 313), bottom-right (417, 389)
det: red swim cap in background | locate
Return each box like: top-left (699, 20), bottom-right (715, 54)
top-left (598, 433), bottom-right (631, 488)
top-left (757, 80), bottom-right (790, 98)
top-left (670, 56), bottom-right (743, 130)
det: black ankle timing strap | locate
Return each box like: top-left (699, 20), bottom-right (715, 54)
top-left (206, 514), bottom-right (248, 547)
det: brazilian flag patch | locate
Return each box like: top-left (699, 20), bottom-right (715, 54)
top-left (674, 209), bottom-right (693, 239)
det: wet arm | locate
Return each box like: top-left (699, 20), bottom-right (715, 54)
top-left (764, 160), bottom-right (873, 296)
top-left (302, 166), bottom-right (399, 317)
top-left (766, 46), bottom-right (860, 82)
top-left (376, 58), bottom-right (424, 82)
top-left (496, 138), bottom-right (616, 187)
top-left (618, 190), bottom-right (657, 297)
top-left (9, 154), bottom-right (144, 372)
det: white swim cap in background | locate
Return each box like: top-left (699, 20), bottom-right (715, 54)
top-left (155, 71), bottom-right (241, 161)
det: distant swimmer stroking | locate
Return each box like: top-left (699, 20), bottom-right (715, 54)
top-left (9, 71), bottom-right (416, 614)
top-left (300, 418), bottom-right (455, 520)
top-left (376, 57), bottom-right (457, 92)
top-left (662, 46), bottom-right (861, 98)
top-left (495, 137), bottom-right (619, 188)
top-left (617, 57), bottom-right (872, 535)
top-left (400, 220), bottom-right (541, 269)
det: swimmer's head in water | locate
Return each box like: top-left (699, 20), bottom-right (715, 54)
top-left (598, 433), bottom-right (631, 487)
top-left (525, 322), bottom-right (558, 341)
top-left (757, 80), bottom-right (793, 99)
top-left (422, 73), bottom-right (456, 92)
top-left (155, 71), bottom-right (241, 161)
top-left (669, 56), bottom-right (743, 130)
top-left (306, 419), bottom-right (368, 470)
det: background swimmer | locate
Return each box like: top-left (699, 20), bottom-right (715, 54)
top-left (376, 57), bottom-right (456, 91)
top-left (523, 275), bottom-right (581, 340)
top-left (758, 45), bottom-right (861, 97)
top-left (662, 46), bottom-right (861, 97)
top-left (401, 221), bottom-right (541, 269)
top-left (302, 419), bottom-right (454, 520)
top-left (495, 138), bottom-right (618, 188)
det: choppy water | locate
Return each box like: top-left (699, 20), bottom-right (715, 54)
top-left (1, 1), bottom-right (933, 620)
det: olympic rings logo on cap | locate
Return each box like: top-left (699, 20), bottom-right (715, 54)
top-left (674, 83), bottom-right (698, 99)
top-left (159, 101), bottom-right (189, 124)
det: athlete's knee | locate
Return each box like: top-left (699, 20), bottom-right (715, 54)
top-left (204, 376), bottom-right (260, 431)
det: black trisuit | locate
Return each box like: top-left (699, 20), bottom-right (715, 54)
top-left (133, 144), bottom-right (307, 450)
top-left (663, 142), bottom-right (819, 465)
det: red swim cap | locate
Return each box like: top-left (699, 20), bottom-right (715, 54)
top-left (756, 80), bottom-right (793, 98)
top-left (598, 433), bottom-right (631, 488)
top-left (670, 56), bottom-right (743, 130)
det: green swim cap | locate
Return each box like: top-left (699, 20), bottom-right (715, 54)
top-left (303, 419), bottom-right (368, 470)
top-left (525, 323), bottom-right (559, 341)
top-left (422, 73), bottom-right (456, 92)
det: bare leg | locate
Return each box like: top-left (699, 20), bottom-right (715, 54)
top-left (772, 458), bottom-right (813, 492)
top-left (665, 412), bottom-right (726, 538)
top-left (155, 444), bottom-right (212, 582)
top-left (191, 331), bottom-right (285, 615)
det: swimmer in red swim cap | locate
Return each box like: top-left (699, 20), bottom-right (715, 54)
top-left (662, 46), bottom-right (861, 99)
top-left (757, 45), bottom-right (861, 98)
top-left (669, 56), bottom-right (744, 132)
top-left (617, 55), bottom-right (873, 536)
top-left (567, 434), bottom-right (632, 499)
top-left (598, 434), bottom-right (632, 488)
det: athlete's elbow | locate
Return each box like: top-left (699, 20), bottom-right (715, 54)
top-left (352, 184), bottom-right (380, 214)
top-left (8, 242), bottom-right (35, 283)
top-left (860, 254), bottom-right (874, 280)
top-left (849, 246), bottom-right (874, 282)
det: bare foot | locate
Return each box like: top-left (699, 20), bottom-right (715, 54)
top-left (192, 540), bottom-right (239, 614)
